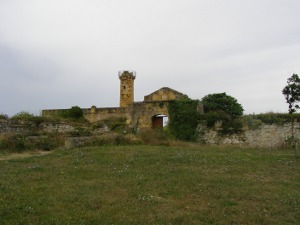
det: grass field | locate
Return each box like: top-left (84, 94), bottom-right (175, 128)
top-left (0, 145), bottom-right (299, 224)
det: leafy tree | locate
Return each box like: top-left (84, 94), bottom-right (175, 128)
top-left (201, 93), bottom-right (244, 135)
top-left (282, 74), bottom-right (300, 114)
top-left (282, 73), bottom-right (300, 144)
top-left (202, 93), bottom-right (244, 118)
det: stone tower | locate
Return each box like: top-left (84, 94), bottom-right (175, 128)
top-left (119, 71), bottom-right (136, 107)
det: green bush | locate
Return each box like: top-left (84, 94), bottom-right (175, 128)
top-left (241, 113), bottom-right (300, 128)
top-left (219, 119), bottom-right (243, 135)
top-left (255, 112), bottom-right (297, 124)
top-left (34, 133), bottom-right (64, 150)
top-left (168, 99), bottom-right (199, 141)
top-left (200, 93), bottom-right (244, 135)
top-left (204, 111), bottom-right (231, 128)
top-left (0, 133), bottom-right (65, 152)
top-left (202, 93), bottom-right (244, 119)
top-left (67, 127), bottom-right (92, 137)
top-left (11, 111), bottom-right (35, 120)
top-left (91, 120), bottom-right (106, 130)
top-left (60, 106), bottom-right (83, 120)
top-left (0, 114), bottom-right (8, 120)
top-left (241, 115), bottom-right (263, 129)
top-left (103, 117), bottom-right (128, 132)
top-left (0, 134), bottom-right (28, 152)
top-left (68, 106), bottom-right (83, 119)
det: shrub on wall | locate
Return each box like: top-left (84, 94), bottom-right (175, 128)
top-left (67, 127), bottom-right (92, 137)
top-left (108, 117), bottom-right (127, 132)
top-left (0, 114), bottom-right (9, 120)
top-left (202, 93), bottom-right (244, 118)
top-left (168, 99), bottom-right (199, 141)
top-left (255, 112), bottom-right (300, 124)
top-left (60, 106), bottom-right (83, 120)
top-left (11, 111), bottom-right (35, 120)
top-left (201, 93), bottom-right (244, 135)
top-left (242, 113), bottom-right (300, 130)
top-left (241, 115), bottom-right (263, 130)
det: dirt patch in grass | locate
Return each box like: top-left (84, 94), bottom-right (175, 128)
top-left (0, 150), bottom-right (52, 161)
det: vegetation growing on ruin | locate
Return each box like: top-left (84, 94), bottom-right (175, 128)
top-left (168, 99), bottom-right (200, 141)
top-left (0, 113), bottom-right (9, 120)
top-left (10, 111), bottom-right (35, 120)
top-left (2, 109), bottom-right (300, 152)
top-left (201, 93), bottom-right (244, 135)
top-left (59, 106), bottom-right (84, 120)
top-left (0, 133), bottom-right (64, 152)
top-left (242, 112), bottom-right (300, 129)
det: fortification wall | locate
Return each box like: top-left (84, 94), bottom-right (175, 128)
top-left (42, 107), bottom-right (127, 123)
top-left (0, 118), bottom-right (298, 148)
top-left (127, 101), bottom-right (170, 128)
top-left (83, 107), bottom-right (127, 123)
top-left (0, 120), bottom-right (31, 134)
top-left (0, 119), bottom-right (75, 134)
top-left (200, 122), bottom-right (299, 148)
top-left (42, 101), bottom-right (170, 128)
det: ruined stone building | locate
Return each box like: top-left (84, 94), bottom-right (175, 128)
top-left (43, 71), bottom-right (202, 128)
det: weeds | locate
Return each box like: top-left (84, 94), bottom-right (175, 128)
top-left (11, 111), bottom-right (35, 120)
top-left (0, 113), bottom-right (9, 120)
top-left (0, 133), bottom-right (64, 152)
top-left (243, 112), bottom-right (300, 126)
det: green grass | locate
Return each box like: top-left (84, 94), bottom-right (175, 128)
top-left (0, 146), bottom-right (299, 224)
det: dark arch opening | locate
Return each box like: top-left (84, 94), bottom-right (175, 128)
top-left (152, 114), bottom-right (168, 129)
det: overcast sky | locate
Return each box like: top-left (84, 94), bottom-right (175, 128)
top-left (0, 0), bottom-right (299, 116)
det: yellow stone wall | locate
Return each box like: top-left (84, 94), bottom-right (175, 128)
top-left (144, 87), bottom-right (185, 102)
top-left (83, 107), bottom-right (127, 123)
top-left (119, 71), bottom-right (136, 107)
top-left (42, 75), bottom-right (203, 129)
top-left (126, 101), bottom-right (169, 128)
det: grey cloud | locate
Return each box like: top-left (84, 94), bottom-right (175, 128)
top-left (0, 0), bottom-right (300, 115)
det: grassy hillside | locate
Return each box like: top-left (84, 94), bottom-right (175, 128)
top-left (0, 146), bottom-right (299, 224)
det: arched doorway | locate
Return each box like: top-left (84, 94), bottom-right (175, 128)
top-left (152, 114), bottom-right (168, 129)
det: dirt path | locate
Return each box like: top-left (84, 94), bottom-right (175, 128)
top-left (0, 150), bottom-right (52, 161)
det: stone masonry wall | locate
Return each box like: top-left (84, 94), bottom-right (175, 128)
top-left (1, 119), bottom-right (297, 148)
top-left (0, 120), bottom-right (75, 134)
top-left (83, 107), bottom-right (127, 123)
top-left (200, 122), bottom-right (299, 148)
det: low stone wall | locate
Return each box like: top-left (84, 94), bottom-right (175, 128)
top-left (0, 120), bottom-right (75, 134)
top-left (39, 123), bottom-right (75, 133)
top-left (0, 120), bottom-right (31, 134)
top-left (1, 118), bottom-right (298, 148)
top-left (83, 107), bottom-right (127, 123)
top-left (201, 123), bottom-right (298, 148)
top-left (42, 107), bottom-right (128, 124)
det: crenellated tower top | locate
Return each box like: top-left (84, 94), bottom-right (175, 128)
top-left (119, 71), bottom-right (136, 107)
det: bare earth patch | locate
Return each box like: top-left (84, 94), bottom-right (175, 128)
top-left (0, 150), bottom-right (52, 161)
